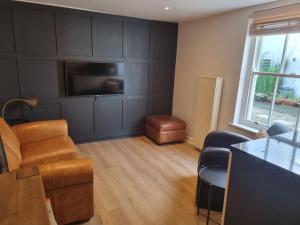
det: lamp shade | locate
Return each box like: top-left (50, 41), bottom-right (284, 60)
top-left (24, 98), bottom-right (38, 108)
top-left (1, 98), bottom-right (38, 120)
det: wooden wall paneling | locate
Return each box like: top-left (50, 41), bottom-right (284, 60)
top-left (23, 102), bottom-right (61, 121)
top-left (149, 62), bottom-right (174, 97)
top-left (0, 1), bottom-right (178, 141)
top-left (93, 16), bottom-right (123, 58)
top-left (61, 98), bottom-right (94, 141)
top-left (56, 10), bottom-right (92, 57)
top-left (0, 59), bottom-right (20, 103)
top-left (13, 7), bottom-right (56, 55)
top-left (0, 59), bottom-right (21, 119)
top-left (125, 63), bottom-right (149, 96)
top-left (0, 7), bottom-right (15, 54)
top-left (124, 21), bottom-right (150, 58)
top-left (94, 96), bottom-right (123, 136)
top-left (18, 59), bottom-right (59, 99)
top-left (150, 22), bottom-right (178, 59)
top-left (148, 97), bottom-right (172, 115)
top-left (123, 97), bottom-right (148, 131)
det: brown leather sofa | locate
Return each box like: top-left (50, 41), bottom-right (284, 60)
top-left (0, 118), bottom-right (93, 225)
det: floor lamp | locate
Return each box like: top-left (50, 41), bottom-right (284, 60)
top-left (1, 98), bottom-right (38, 121)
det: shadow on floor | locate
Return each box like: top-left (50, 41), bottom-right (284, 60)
top-left (162, 176), bottom-right (222, 225)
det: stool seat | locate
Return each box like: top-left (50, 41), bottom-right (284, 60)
top-left (199, 166), bottom-right (227, 189)
top-left (199, 165), bottom-right (227, 225)
top-left (145, 115), bottom-right (186, 144)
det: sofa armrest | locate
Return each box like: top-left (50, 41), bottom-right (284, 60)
top-left (12, 120), bottom-right (68, 145)
top-left (38, 158), bottom-right (93, 191)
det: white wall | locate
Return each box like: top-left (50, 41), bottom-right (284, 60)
top-left (172, 0), bottom-right (299, 141)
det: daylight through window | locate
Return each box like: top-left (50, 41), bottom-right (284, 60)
top-left (239, 23), bottom-right (300, 130)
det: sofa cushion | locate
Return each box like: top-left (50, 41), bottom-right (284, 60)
top-left (21, 136), bottom-right (77, 166)
top-left (37, 153), bottom-right (93, 191)
top-left (0, 118), bottom-right (22, 171)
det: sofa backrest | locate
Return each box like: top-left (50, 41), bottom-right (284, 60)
top-left (0, 118), bottom-right (22, 171)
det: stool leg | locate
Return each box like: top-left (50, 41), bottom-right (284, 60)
top-left (207, 185), bottom-right (213, 225)
top-left (196, 174), bottom-right (200, 215)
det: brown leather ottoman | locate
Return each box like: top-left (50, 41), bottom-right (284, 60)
top-left (145, 115), bottom-right (186, 144)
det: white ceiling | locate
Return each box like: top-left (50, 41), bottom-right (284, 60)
top-left (15, 0), bottom-right (278, 22)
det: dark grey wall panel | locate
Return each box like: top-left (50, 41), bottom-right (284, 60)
top-left (0, 59), bottom-right (21, 119)
top-left (0, 59), bottom-right (19, 103)
top-left (148, 97), bottom-right (172, 115)
top-left (19, 59), bottom-right (59, 98)
top-left (13, 7), bottom-right (56, 55)
top-left (0, 2), bottom-right (178, 142)
top-left (126, 63), bottom-right (148, 96)
top-left (24, 103), bottom-right (61, 121)
top-left (150, 23), bottom-right (177, 59)
top-left (123, 98), bottom-right (147, 131)
top-left (94, 97), bottom-right (122, 135)
top-left (93, 17), bottom-right (123, 58)
top-left (149, 63), bottom-right (174, 97)
top-left (61, 98), bottom-right (94, 140)
top-left (56, 11), bottom-right (92, 56)
top-left (0, 7), bottom-right (15, 53)
top-left (124, 22), bottom-right (150, 58)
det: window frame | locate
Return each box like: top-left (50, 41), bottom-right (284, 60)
top-left (237, 32), bottom-right (300, 131)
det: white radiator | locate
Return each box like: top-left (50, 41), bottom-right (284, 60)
top-left (193, 76), bottom-right (223, 149)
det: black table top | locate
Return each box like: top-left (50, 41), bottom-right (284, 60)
top-left (231, 131), bottom-right (300, 177)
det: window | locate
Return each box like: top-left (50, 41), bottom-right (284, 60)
top-left (237, 5), bottom-right (300, 131)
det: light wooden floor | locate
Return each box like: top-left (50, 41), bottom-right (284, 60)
top-left (77, 136), bottom-right (221, 225)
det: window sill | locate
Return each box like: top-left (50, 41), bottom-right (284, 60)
top-left (230, 122), bottom-right (259, 134)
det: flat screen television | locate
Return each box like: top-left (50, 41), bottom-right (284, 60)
top-left (64, 61), bottom-right (124, 96)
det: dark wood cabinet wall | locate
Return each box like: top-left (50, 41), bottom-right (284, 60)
top-left (0, 1), bottom-right (178, 142)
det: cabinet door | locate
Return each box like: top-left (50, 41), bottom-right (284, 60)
top-left (13, 7), bottom-right (56, 55)
top-left (123, 97), bottom-right (147, 131)
top-left (18, 59), bottom-right (59, 99)
top-left (0, 7), bottom-right (15, 53)
top-left (94, 97), bottom-right (122, 136)
top-left (124, 22), bottom-right (150, 58)
top-left (126, 63), bottom-right (148, 96)
top-left (56, 11), bottom-right (92, 56)
top-left (150, 23), bottom-right (177, 59)
top-left (149, 63), bottom-right (174, 97)
top-left (61, 98), bottom-right (94, 141)
top-left (93, 17), bottom-right (123, 58)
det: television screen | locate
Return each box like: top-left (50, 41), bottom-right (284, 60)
top-left (64, 61), bottom-right (124, 96)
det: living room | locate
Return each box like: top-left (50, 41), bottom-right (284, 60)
top-left (0, 0), bottom-right (300, 224)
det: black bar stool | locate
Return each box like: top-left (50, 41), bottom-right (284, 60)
top-left (197, 146), bottom-right (229, 225)
top-left (199, 165), bottom-right (227, 225)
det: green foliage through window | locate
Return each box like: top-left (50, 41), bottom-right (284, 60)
top-left (255, 55), bottom-right (291, 95)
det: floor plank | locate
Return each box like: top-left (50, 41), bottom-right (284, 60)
top-left (76, 136), bottom-right (221, 225)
